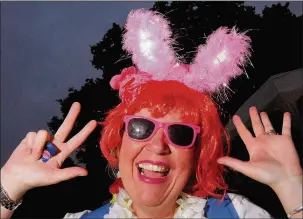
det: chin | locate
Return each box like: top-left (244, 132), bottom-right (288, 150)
top-left (127, 165), bottom-right (188, 208)
top-left (136, 188), bottom-right (167, 207)
top-left (121, 171), bottom-right (170, 206)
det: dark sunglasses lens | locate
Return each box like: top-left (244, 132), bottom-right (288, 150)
top-left (168, 124), bottom-right (194, 146)
top-left (128, 118), bottom-right (155, 140)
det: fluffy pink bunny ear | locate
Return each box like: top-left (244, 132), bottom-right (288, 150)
top-left (123, 9), bottom-right (177, 77)
top-left (188, 27), bottom-right (251, 93)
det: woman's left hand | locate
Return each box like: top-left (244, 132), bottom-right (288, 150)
top-left (217, 106), bottom-right (302, 190)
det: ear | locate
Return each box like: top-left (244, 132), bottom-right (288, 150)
top-left (110, 146), bottom-right (120, 164)
top-left (123, 9), bottom-right (177, 77)
top-left (188, 27), bottom-right (252, 92)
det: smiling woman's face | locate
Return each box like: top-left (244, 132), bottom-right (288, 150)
top-left (118, 108), bottom-right (195, 209)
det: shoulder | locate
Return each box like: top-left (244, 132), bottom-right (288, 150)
top-left (179, 193), bottom-right (271, 218)
top-left (200, 193), bottom-right (271, 218)
top-left (63, 203), bottom-right (111, 219)
top-left (63, 210), bottom-right (91, 219)
top-left (226, 193), bottom-right (272, 218)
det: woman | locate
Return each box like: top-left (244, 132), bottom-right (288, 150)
top-left (1, 9), bottom-right (302, 218)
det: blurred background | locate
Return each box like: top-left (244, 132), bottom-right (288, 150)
top-left (1, 1), bottom-right (302, 218)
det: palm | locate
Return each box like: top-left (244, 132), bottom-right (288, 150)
top-left (218, 107), bottom-right (302, 189)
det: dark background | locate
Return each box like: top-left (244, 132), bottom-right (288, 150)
top-left (1, 1), bottom-right (302, 218)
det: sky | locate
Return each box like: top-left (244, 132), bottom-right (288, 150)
top-left (1, 1), bottom-right (302, 167)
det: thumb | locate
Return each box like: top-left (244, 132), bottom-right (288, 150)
top-left (217, 156), bottom-right (254, 177)
top-left (53, 167), bottom-right (88, 183)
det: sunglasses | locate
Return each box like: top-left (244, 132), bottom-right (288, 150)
top-left (124, 115), bottom-right (201, 148)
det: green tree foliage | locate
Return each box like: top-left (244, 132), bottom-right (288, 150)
top-left (13, 2), bottom-right (302, 218)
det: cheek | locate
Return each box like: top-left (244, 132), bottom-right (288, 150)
top-left (175, 149), bottom-right (195, 177)
top-left (119, 135), bottom-right (142, 172)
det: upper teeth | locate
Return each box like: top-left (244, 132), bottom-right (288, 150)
top-left (138, 163), bottom-right (168, 172)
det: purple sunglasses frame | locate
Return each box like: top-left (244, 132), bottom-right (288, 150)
top-left (124, 115), bottom-right (201, 149)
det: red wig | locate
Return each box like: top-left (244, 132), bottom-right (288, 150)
top-left (100, 80), bottom-right (230, 198)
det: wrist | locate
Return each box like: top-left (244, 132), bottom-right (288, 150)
top-left (271, 175), bottom-right (302, 217)
top-left (0, 168), bottom-right (28, 202)
top-left (271, 175), bottom-right (302, 195)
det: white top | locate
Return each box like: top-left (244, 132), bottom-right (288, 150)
top-left (64, 188), bottom-right (272, 218)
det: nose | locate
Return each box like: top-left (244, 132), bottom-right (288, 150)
top-left (145, 128), bottom-right (170, 155)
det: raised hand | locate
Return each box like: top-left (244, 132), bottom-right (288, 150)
top-left (217, 106), bottom-right (302, 190)
top-left (1, 102), bottom-right (97, 200)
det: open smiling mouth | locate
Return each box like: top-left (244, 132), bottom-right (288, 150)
top-left (137, 163), bottom-right (170, 178)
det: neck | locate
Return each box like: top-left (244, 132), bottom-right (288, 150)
top-left (132, 202), bottom-right (178, 218)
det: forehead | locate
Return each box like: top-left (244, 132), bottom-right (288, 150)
top-left (134, 108), bottom-right (182, 123)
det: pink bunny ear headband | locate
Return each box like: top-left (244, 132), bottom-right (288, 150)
top-left (110, 9), bottom-right (252, 103)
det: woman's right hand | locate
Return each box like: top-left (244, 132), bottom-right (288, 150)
top-left (1, 102), bottom-right (97, 201)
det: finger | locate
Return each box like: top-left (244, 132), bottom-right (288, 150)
top-left (54, 102), bottom-right (81, 143)
top-left (17, 136), bottom-right (30, 150)
top-left (249, 106), bottom-right (265, 137)
top-left (32, 130), bottom-right (51, 160)
top-left (282, 112), bottom-right (292, 137)
top-left (13, 138), bottom-right (28, 155)
top-left (52, 167), bottom-right (88, 183)
top-left (67, 120), bottom-right (97, 147)
top-left (23, 132), bottom-right (37, 154)
top-left (49, 120), bottom-right (97, 167)
top-left (217, 157), bottom-right (255, 178)
top-left (260, 112), bottom-right (274, 133)
top-left (233, 115), bottom-right (253, 147)
top-left (26, 132), bottom-right (37, 147)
